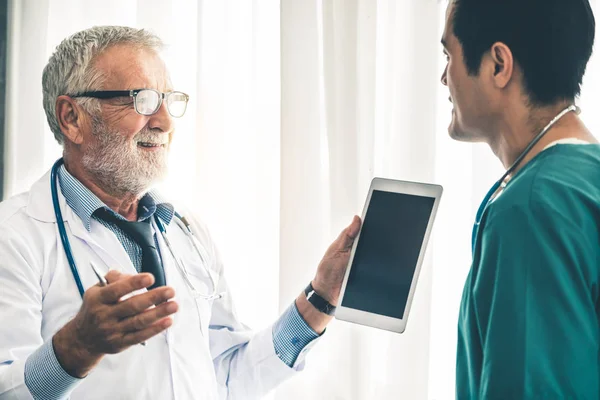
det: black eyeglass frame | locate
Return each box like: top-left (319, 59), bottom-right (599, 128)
top-left (70, 89), bottom-right (189, 118)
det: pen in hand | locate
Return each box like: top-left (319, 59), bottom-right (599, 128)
top-left (90, 262), bottom-right (146, 347)
top-left (90, 262), bottom-right (108, 286)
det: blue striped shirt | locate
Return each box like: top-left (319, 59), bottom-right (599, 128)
top-left (23, 165), bottom-right (318, 399)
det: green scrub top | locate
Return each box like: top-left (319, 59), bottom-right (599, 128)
top-left (456, 144), bottom-right (600, 399)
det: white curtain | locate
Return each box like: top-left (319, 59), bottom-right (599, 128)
top-left (5, 0), bottom-right (600, 399)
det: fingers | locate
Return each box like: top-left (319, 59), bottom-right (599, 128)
top-left (337, 215), bottom-right (362, 252)
top-left (99, 273), bottom-right (155, 304)
top-left (119, 301), bottom-right (179, 333)
top-left (104, 270), bottom-right (123, 284)
top-left (120, 317), bottom-right (174, 347)
top-left (112, 287), bottom-right (176, 319)
top-left (347, 215), bottom-right (362, 238)
top-left (75, 271), bottom-right (178, 356)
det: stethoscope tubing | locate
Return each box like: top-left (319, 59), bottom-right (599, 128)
top-left (471, 105), bottom-right (579, 252)
top-left (51, 158), bottom-right (220, 300)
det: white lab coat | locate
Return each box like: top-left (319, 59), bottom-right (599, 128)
top-left (0, 169), bottom-right (313, 399)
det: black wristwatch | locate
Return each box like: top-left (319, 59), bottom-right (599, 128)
top-left (304, 282), bottom-right (336, 316)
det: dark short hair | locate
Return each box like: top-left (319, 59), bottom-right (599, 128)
top-left (452, 0), bottom-right (595, 105)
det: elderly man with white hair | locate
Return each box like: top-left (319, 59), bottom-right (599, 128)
top-left (0, 26), bottom-right (361, 400)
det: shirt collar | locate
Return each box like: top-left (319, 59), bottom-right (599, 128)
top-left (57, 164), bottom-right (175, 231)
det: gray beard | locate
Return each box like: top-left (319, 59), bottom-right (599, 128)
top-left (81, 117), bottom-right (169, 198)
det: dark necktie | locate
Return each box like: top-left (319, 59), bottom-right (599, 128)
top-left (94, 208), bottom-right (166, 289)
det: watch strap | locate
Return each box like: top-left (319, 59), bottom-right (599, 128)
top-left (304, 282), bottom-right (336, 316)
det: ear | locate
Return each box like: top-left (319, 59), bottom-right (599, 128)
top-left (55, 96), bottom-right (87, 145)
top-left (488, 42), bottom-right (514, 89)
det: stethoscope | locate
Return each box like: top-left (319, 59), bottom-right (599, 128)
top-left (471, 104), bottom-right (580, 253)
top-left (51, 158), bottom-right (223, 301)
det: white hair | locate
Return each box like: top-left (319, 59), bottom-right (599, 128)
top-left (42, 26), bottom-right (164, 144)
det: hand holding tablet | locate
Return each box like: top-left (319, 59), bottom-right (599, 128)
top-left (335, 178), bottom-right (443, 333)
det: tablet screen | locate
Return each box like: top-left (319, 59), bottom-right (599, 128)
top-left (341, 190), bottom-right (435, 319)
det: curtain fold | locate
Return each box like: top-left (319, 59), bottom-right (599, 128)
top-left (278, 1), bottom-right (441, 398)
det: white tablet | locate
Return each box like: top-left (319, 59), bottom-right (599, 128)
top-left (335, 178), bottom-right (443, 333)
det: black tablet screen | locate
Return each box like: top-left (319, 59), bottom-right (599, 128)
top-left (341, 190), bottom-right (435, 319)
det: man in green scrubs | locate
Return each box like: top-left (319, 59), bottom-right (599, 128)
top-left (440, 0), bottom-right (599, 398)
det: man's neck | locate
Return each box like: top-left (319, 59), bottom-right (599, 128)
top-left (488, 103), bottom-right (597, 176)
top-left (63, 158), bottom-right (140, 221)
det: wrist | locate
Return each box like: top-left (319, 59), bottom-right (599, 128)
top-left (295, 293), bottom-right (332, 334)
top-left (53, 321), bottom-right (101, 378)
top-left (304, 281), bottom-right (337, 317)
top-left (310, 279), bottom-right (338, 306)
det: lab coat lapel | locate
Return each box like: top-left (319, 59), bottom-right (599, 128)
top-left (66, 206), bottom-right (137, 276)
top-left (25, 166), bottom-right (137, 276)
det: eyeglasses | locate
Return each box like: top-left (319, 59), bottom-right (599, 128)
top-left (71, 89), bottom-right (189, 118)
